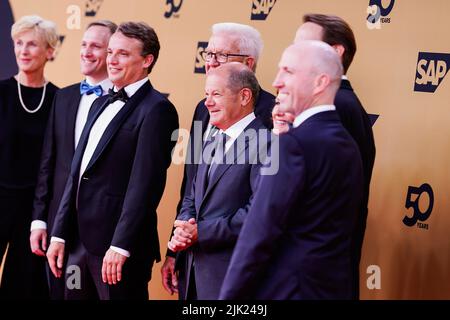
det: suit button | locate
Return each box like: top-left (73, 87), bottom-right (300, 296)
top-left (82, 176), bottom-right (89, 181)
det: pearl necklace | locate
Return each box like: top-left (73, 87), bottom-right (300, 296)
top-left (17, 74), bottom-right (47, 114)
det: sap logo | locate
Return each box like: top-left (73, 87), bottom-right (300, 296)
top-left (251, 0), bottom-right (276, 21)
top-left (85, 0), bottom-right (103, 17)
top-left (414, 52), bottom-right (450, 93)
top-left (403, 183), bottom-right (434, 229)
top-left (164, 0), bottom-right (183, 18)
top-left (366, 0), bottom-right (395, 30)
top-left (194, 41), bottom-right (208, 74)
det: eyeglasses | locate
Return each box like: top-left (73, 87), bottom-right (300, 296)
top-left (202, 51), bottom-right (249, 63)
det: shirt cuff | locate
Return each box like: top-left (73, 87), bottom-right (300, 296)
top-left (51, 237), bottom-right (66, 244)
top-left (110, 246), bottom-right (131, 258)
top-left (30, 220), bottom-right (47, 231)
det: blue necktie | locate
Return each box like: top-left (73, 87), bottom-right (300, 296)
top-left (79, 80), bottom-right (103, 96)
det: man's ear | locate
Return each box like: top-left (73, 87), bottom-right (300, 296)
top-left (143, 54), bottom-right (154, 70)
top-left (332, 44), bottom-right (345, 60)
top-left (240, 88), bottom-right (253, 107)
top-left (244, 56), bottom-right (256, 71)
top-left (313, 74), bottom-right (331, 96)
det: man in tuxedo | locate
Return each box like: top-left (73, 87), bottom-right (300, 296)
top-left (167, 63), bottom-right (271, 300)
top-left (161, 22), bottom-right (275, 298)
top-left (295, 14), bottom-right (376, 299)
top-left (219, 41), bottom-right (363, 300)
top-left (46, 22), bottom-right (179, 299)
top-left (30, 20), bottom-right (117, 299)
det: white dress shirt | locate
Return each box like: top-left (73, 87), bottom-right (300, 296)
top-left (30, 78), bottom-right (113, 232)
top-left (49, 77), bottom-right (149, 258)
top-left (75, 78), bottom-right (113, 148)
top-left (293, 104), bottom-right (336, 128)
top-left (220, 112), bottom-right (256, 152)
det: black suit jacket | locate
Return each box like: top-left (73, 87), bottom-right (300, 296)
top-left (177, 117), bottom-right (270, 299)
top-left (32, 83), bottom-right (82, 234)
top-left (168, 88), bottom-right (275, 256)
top-left (51, 81), bottom-right (179, 263)
top-left (220, 111), bottom-right (363, 300)
top-left (335, 79), bottom-right (376, 298)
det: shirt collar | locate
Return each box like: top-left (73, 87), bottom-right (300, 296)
top-left (113, 77), bottom-right (148, 98)
top-left (293, 105), bottom-right (336, 128)
top-left (82, 78), bottom-right (113, 97)
top-left (341, 75), bottom-right (348, 80)
top-left (219, 112), bottom-right (256, 140)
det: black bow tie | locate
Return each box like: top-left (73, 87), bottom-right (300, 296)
top-left (108, 88), bottom-right (129, 104)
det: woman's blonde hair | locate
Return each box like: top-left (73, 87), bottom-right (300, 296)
top-left (11, 15), bottom-right (58, 49)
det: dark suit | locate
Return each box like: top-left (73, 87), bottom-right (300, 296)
top-left (177, 117), bottom-right (270, 300)
top-left (168, 89), bottom-right (274, 298)
top-left (178, 88), bottom-right (274, 215)
top-left (51, 80), bottom-right (179, 299)
top-left (219, 110), bottom-right (363, 300)
top-left (335, 79), bottom-right (376, 298)
top-left (32, 83), bottom-right (83, 299)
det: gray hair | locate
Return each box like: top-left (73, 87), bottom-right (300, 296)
top-left (225, 63), bottom-right (260, 105)
top-left (11, 15), bottom-right (58, 49)
top-left (211, 22), bottom-right (263, 70)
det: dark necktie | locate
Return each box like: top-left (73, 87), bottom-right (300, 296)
top-left (108, 88), bottom-right (129, 104)
top-left (206, 132), bottom-right (229, 180)
top-left (79, 80), bottom-right (103, 96)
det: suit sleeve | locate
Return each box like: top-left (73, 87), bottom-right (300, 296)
top-left (166, 100), bottom-right (204, 257)
top-left (219, 134), bottom-right (306, 299)
top-left (110, 100), bottom-right (179, 251)
top-left (32, 91), bottom-right (58, 223)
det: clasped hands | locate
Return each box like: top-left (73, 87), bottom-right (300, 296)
top-left (167, 218), bottom-right (198, 252)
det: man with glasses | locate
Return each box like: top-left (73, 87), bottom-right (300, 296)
top-left (161, 22), bottom-right (275, 299)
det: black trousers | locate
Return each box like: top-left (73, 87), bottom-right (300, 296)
top-left (0, 188), bottom-right (49, 299)
top-left (64, 235), bottom-right (153, 300)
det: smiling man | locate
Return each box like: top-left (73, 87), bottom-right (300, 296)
top-left (220, 41), bottom-right (363, 300)
top-left (46, 21), bottom-right (179, 300)
top-left (30, 20), bottom-right (116, 299)
top-left (161, 22), bottom-right (275, 300)
top-left (169, 62), bottom-right (271, 300)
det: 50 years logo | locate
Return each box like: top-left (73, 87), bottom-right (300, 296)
top-left (366, 0), bottom-right (395, 29)
top-left (403, 183), bottom-right (434, 229)
top-left (164, 0), bottom-right (183, 18)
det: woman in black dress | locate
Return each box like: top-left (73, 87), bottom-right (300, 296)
top-left (0, 15), bottom-right (59, 299)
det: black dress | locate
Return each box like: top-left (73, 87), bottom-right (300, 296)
top-left (0, 76), bottom-right (58, 299)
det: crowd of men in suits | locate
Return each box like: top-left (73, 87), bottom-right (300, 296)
top-left (2, 13), bottom-right (375, 300)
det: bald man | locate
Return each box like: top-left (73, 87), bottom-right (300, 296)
top-left (295, 14), bottom-right (376, 299)
top-left (219, 41), bottom-right (363, 300)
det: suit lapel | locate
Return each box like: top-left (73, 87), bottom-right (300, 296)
top-left (84, 81), bottom-right (152, 173)
top-left (66, 84), bottom-right (83, 152)
top-left (199, 118), bottom-right (262, 209)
